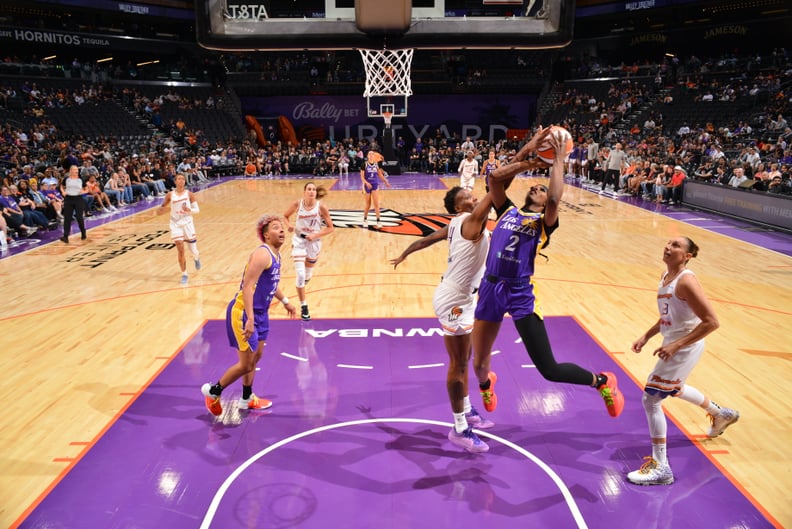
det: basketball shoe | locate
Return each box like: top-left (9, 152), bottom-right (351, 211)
top-left (479, 372), bottom-right (498, 412)
top-left (194, 258), bottom-right (201, 270)
top-left (707, 407), bottom-right (739, 438)
top-left (239, 394), bottom-right (272, 410)
top-left (301, 304), bottom-right (311, 321)
top-left (597, 371), bottom-right (624, 417)
top-left (201, 383), bottom-right (222, 416)
top-left (465, 406), bottom-right (495, 429)
top-left (627, 457), bottom-right (674, 486)
top-left (447, 427), bottom-right (489, 453)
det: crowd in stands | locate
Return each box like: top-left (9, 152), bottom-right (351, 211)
top-left (539, 49), bottom-right (792, 204)
top-left (2, 47), bottom-right (791, 249)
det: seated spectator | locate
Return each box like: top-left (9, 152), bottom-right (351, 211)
top-left (103, 171), bottom-right (126, 207)
top-left (0, 185), bottom-right (38, 236)
top-left (12, 183), bottom-right (50, 229)
top-left (694, 161), bottom-right (714, 181)
top-left (244, 159), bottom-right (258, 177)
top-left (729, 167), bottom-right (749, 188)
top-left (664, 166), bottom-right (687, 205)
top-left (85, 174), bottom-right (116, 213)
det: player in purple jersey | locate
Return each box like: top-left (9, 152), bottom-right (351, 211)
top-left (200, 214), bottom-right (297, 416)
top-left (360, 150), bottom-right (391, 228)
top-left (471, 127), bottom-right (624, 419)
top-left (480, 149), bottom-right (501, 192)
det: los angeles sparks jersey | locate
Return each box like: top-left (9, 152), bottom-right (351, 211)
top-left (363, 162), bottom-right (380, 188)
top-left (294, 199), bottom-right (322, 236)
top-left (234, 244), bottom-right (281, 311)
top-left (483, 160), bottom-right (498, 175)
top-left (484, 199), bottom-right (557, 280)
top-left (443, 212), bottom-right (488, 291)
top-left (657, 269), bottom-right (701, 342)
top-left (170, 189), bottom-right (192, 225)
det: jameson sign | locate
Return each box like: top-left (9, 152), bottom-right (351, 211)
top-left (241, 94), bottom-right (536, 143)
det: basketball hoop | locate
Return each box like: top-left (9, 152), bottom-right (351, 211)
top-left (382, 111), bottom-right (393, 128)
top-left (359, 48), bottom-right (413, 97)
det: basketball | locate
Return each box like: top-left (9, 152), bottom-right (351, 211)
top-left (536, 126), bottom-right (574, 164)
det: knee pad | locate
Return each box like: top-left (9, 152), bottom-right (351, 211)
top-left (294, 260), bottom-right (306, 288)
top-left (642, 391), bottom-right (665, 413)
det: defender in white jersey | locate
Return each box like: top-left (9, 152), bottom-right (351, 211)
top-left (390, 186), bottom-right (494, 453)
top-left (627, 237), bottom-right (739, 486)
top-left (457, 150), bottom-right (479, 191)
top-left (283, 182), bottom-right (335, 321)
top-left (159, 173), bottom-right (201, 284)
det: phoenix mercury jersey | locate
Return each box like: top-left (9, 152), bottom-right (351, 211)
top-left (657, 269), bottom-right (701, 342)
top-left (233, 244), bottom-right (281, 311)
top-left (484, 199), bottom-right (557, 280)
top-left (170, 189), bottom-right (192, 225)
top-left (443, 212), bottom-right (489, 292)
top-left (294, 199), bottom-right (322, 236)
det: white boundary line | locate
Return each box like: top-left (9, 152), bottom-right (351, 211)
top-left (199, 418), bottom-right (589, 529)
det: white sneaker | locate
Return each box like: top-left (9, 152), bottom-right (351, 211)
top-left (362, 219), bottom-right (368, 228)
top-left (627, 457), bottom-right (674, 486)
top-left (102, 207), bottom-right (111, 213)
top-left (238, 394), bottom-right (272, 410)
top-left (707, 408), bottom-right (739, 438)
top-left (375, 222), bottom-right (382, 229)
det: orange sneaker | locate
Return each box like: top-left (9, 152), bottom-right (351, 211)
top-left (239, 394), bottom-right (272, 410)
top-left (201, 383), bottom-right (222, 416)
top-left (597, 372), bottom-right (624, 417)
top-left (480, 371), bottom-right (498, 412)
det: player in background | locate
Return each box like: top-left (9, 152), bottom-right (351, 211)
top-left (159, 173), bottom-right (201, 284)
top-left (627, 236), bottom-right (739, 485)
top-left (458, 150), bottom-right (479, 191)
top-left (360, 150), bottom-right (391, 228)
top-left (201, 214), bottom-right (297, 416)
top-left (480, 149), bottom-right (502, 192)
top-left (283, 182), bottom-right (335, 322)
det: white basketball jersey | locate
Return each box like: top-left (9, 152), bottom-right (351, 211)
top-left (657, 269), bottom-right (701, 342)
top-left (170, 189), bottom-right (192, 225)
top-left (295, 199), bottom-right (322, 235)
top-left (443, 213), bottom-right (488, 291)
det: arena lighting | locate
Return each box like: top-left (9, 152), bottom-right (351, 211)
top-left (137, 60), bottom-right (160, 67)
top-left (96, 57), bottom-right (113, 63)
top-left (42, 55), bottom-right (57, 61)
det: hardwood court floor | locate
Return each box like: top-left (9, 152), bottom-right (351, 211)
top-left (1, 176), bottom-right (790, 528)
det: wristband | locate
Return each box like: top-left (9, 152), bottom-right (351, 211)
top-left (281, 297), bottom-right (290, 305)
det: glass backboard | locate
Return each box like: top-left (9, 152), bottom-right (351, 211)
top-left (195, 0), bottom-right (574, 51)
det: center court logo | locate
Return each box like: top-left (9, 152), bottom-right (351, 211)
top-left (328, 208), bottom-right (495, 236)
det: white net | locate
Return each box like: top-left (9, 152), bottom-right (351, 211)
top-left (359, 48), bottom-right (414, 98)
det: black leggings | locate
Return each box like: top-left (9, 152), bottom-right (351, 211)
top-left (513, 313), bottom-right (594, 386)
top-left (62, 195), bottom-right (86, 238)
